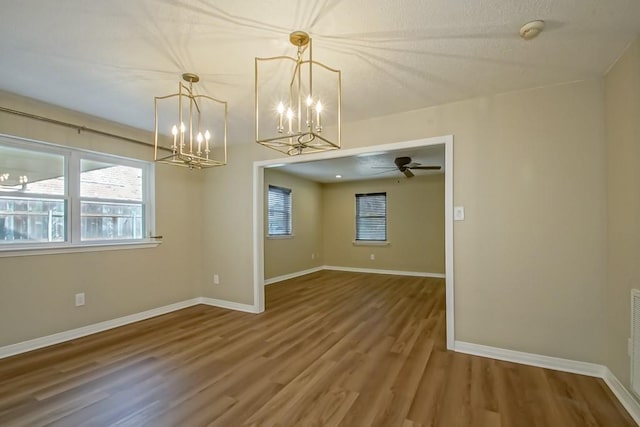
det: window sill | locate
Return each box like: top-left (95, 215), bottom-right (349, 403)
top-left (0, 240), bottom-right (162, 258)
top-left (267, 234), bottom-right (294, 240)
top-left (352, 240), bottom-right (390, 246)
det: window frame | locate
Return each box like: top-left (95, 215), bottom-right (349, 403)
top-left (0, 133), bottom-right (156, 257)
top-left (355, 192), bottom-right (387, 242)
top-left (267, 185), bottom-right (292, 238)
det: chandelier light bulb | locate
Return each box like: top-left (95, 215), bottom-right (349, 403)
top-left (286, 108), bottom-right (294, 134)
top-left (204, 130), bottom-right (211, 153)
top-left (196, 132), bottom-right (204, 154)
top-left (276, 102), bottom-right (285, 133)
top-left (306, 96), bottom-right (313, 106)
top-left (315, 101), bottom-right (323, 131)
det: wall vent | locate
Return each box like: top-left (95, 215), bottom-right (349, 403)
top-left (631, 289), bottom-right (640, 397)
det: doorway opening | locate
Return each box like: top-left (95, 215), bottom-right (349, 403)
top-left (253, 135), bottom-right (454, 349)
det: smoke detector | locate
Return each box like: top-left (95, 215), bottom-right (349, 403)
top-left (519, 20), bottom-right (545, 40)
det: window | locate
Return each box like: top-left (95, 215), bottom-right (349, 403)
top-left (80, 159), bottom-right (144, 241)
top-left (0, 134), bottom-right (154, 251)
top-left (355, 192), bottom-right (387, 241)
top-left (268, 185), bottom-right (292, 236)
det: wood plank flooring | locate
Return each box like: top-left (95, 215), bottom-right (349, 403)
top-left (0, 270), bottom-right (635, 426)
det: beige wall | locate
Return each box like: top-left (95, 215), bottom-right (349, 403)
top-left (202, 78), bottom-right (608, 364)
top-left (263, 169), bottom-right (323, 280)
top-left (605, 36), bottom-right (640, 387)
top-left (0, 71), bottom-right (617, 378)
top-left (323, 174), bottom-right (445, 273)
top-left (0, 91), bottom-right (203, 347)
top-left (345, 80), bottom-right (608, 363)
top-left (198, 142), bottom-right (278, 304)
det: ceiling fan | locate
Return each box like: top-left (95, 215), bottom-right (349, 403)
top-left (375, 156), bottom-right (441, 178)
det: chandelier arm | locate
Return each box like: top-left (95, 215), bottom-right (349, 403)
top-left (194, 95), bottom-right (227, 105)
top-left (255, 55), bottom-right (297, 62)
top-left (289, 60), bottom-right (302, 92)
top-left (308, 36), bottom-right (313, 102)
top-left (154, 93), bottom-right (180, 100)
top-left (303, 60), bottom-right (341, 73)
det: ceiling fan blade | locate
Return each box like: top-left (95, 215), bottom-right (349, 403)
top-left (403, 168), bottom-right (414, 178)
top-left (409, 165), bottom-right (441, 170)
top-left (371, 169), bottom-right (397, 176)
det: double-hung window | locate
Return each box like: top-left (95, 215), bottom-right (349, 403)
top-left (355, 192), bottom-right (387, 241)
top-left (267, 185), bottom-right (292, 237)
top-left (0, 134), bottom-right (154, 253)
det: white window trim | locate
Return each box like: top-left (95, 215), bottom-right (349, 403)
top-left (352, 240), bottom-right (390, 246)
top-left (0, 240), bottom-right (161, 258)
top-left (355, 192), bottom-right (387, 242)
top-left (267, 185), bottom-right (292, 237)
top-left (0, 133), bottom-right (156, 255)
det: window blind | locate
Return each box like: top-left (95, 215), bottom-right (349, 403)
top-left (355, 192), bottom-right (386, 241)
top-left (268, 185), bottom-right (292, 236)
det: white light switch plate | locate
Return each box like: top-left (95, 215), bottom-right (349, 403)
top-left (454, 206), bottom-right (465, 221)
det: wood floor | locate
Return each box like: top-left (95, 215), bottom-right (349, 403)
top-left (0, 271), bottom-right (635, 426)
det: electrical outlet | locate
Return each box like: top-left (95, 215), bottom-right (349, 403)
top-left (311, 253), bottom-right (315, 260)
top-left (75, 292), bottom-right (85, 307)
top-left (370, 253), bottom-right (375, 261)
top-left (213, 274), bottom-right (220, 285)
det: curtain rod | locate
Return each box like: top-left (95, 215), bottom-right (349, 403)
top-left (0, 106), bottom-right (169, 151)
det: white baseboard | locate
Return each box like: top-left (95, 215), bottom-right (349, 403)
top-left (603, 367), bottom-right (640, 425)
top-left (455, 341), bottom-right (640, 425)
top-left (0, 296), bottom-right (263, 360)
top-left (264, 266), bottom-right (324, 285)
top-left (263, 265), bottom-right (444, 286)
top-left (454, 341), bottom-right (605, 376)
top-left (323, 265), bottom-right (445, 279)
top-left (199, 297), bottom-right (260, 313)
top-left (0, 298), bottom-right (201, 360)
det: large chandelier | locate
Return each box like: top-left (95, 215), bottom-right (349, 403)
top-left (255, 31), bottom-right (341, 155)
top-left (154, 73), bottom-right (227, 169)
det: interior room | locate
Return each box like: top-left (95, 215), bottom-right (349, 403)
top-left (263, 144), bottom-right (446, 282)
top-left (1, 1), bottom-right (640, 425)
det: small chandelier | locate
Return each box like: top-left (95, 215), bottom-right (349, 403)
top-left (154, 73), bottom-right (227, 169)
top-left (255, 31), bottom-right (341, 155)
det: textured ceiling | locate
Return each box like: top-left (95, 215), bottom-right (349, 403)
top-left (1, 1), bottom-right (639, 146)
top-left (274, 145), bottom-right (445, 183)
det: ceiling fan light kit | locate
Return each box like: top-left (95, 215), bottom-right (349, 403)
top-left (154, 73), bottom-right (228, 169)
top-left (255, 31), bottom-right (342, 156)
